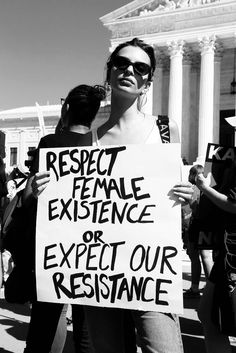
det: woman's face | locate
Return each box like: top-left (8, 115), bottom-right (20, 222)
top-left (109, 45), bottom-right (151, 98)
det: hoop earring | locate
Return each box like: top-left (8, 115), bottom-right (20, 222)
top-left (138, 91), bottom-right (147, 111)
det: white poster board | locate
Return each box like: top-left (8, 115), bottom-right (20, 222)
top-left (36, 143), bottom-right (183, 314)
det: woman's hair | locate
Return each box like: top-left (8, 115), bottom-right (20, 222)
top-left (105, 37), bottom-right (156, 84)
top-left (188, 164), bottom-right (204, 185)
top-left (60, 84), bottom-right (106, 129)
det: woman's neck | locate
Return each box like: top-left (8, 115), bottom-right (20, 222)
top-left (97, 91), bottom-right (146, 140)
top-left (109, 93), bottom-right (142, 124)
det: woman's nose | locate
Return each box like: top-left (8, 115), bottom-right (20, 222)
top-left (125, 64), bottom-right (134, 74)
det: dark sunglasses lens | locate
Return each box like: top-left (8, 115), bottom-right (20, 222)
top-left (113, 56), bottom-right (129, 69)
top-left (113, 56), bottom-right (150, 76)
top-left (134, 63), bottom-right (150, 76)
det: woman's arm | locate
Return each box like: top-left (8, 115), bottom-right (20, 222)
top-left (195, 173), bottom-right (236, 214)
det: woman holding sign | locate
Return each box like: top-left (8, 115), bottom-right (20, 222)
top-left (81, 38), bottom-right (192, 353)
top-left (30, 38), bottom-right (193, 353)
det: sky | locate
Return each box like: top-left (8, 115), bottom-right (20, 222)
top-left (0, 0), bottom-right (130, 110)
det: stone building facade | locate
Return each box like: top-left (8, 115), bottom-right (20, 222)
top-left (100, 0), bottom-right (236, 164)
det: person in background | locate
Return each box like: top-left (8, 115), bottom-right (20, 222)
top-left (0, 158), bottom-right (9, 290)
top-left (184, 164), bottom-right (214, 298)
top-left (195, 162), bottom-right (236, 353)
top-left (22, 84), bottom-right (106, 353)
top-left (0, 179), bottom-right (18, 287)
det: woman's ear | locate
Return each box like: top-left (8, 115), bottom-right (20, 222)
top-left (141, 81), bottom-right (151, 95)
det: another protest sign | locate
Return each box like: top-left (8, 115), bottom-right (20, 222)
top-left (204, 143), bottom-right (236, 188)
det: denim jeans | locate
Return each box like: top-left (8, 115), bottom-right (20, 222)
top-left (84, 306), bottom-right (183, 353)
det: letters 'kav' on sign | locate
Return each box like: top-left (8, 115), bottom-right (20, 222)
top-left (36, 143), bottom-right (183, 314)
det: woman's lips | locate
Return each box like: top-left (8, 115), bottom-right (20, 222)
top-left (119, 77), bottom-right (134, 85)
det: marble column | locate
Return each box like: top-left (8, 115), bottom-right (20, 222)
top-left (153, 46), bottom-right (166, 116)
top-left (168, 40), bottom-right (184, 139)
top-left (182, 46), bottom-right (192, 163)
top-left (214, 42), bottom-right (224, 144)
top-left (197, 36), bottom-right (216, 164)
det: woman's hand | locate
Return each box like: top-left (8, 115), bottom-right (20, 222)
top-left (31, 171), bottom-right (50, 198)
top-left (195, 172), bottom-right (208, 191)
top-left (172, 182), bottom-right (194, 204)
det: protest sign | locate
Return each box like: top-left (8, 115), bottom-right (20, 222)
top-left (36, 143), bottom-right (183, 313)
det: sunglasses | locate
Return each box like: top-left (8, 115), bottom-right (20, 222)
top-left (112, 56), bottom-right (151, 76)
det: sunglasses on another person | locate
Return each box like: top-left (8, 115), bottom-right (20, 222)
top-left (112, 55), bottom-right (151, 76)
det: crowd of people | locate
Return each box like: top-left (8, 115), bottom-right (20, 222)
top-left (0, 36), bottom-right (236, 353)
